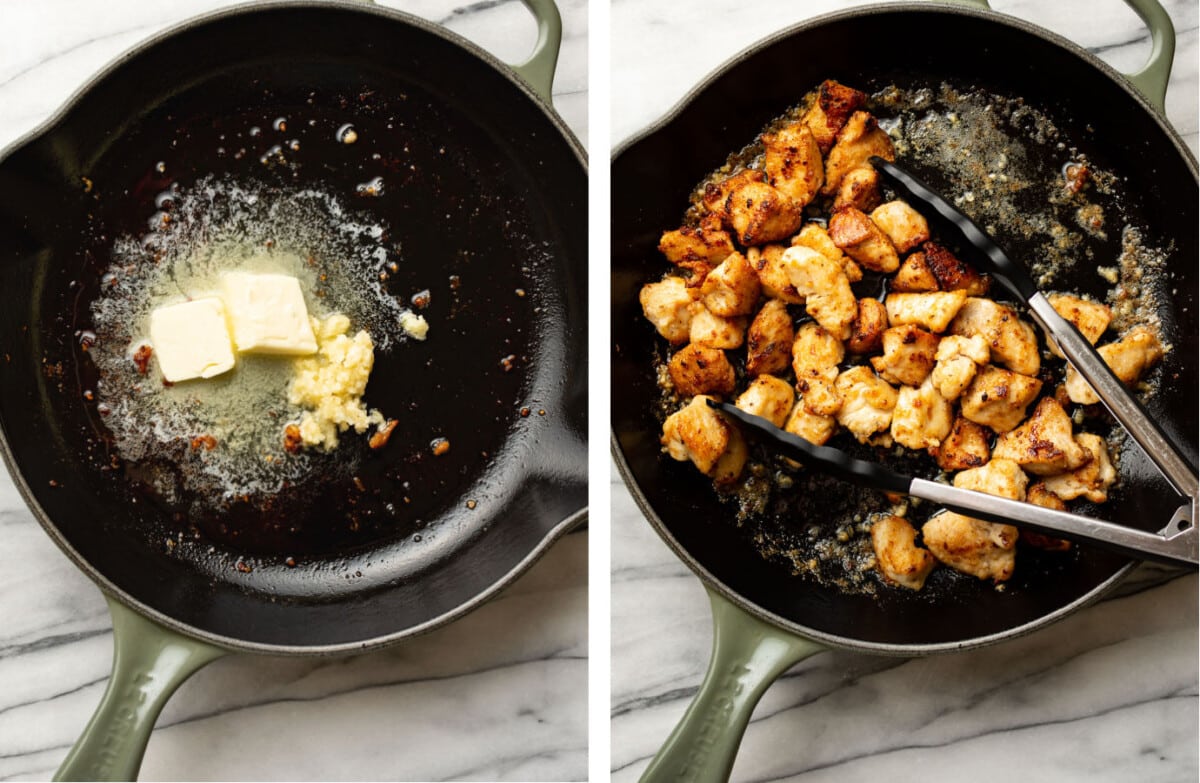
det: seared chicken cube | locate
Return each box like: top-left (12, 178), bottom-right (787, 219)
top-left (783, 246), bottom-right (857, 340)
top-left (960, 365), bottom-right (1043, 432)
top-left (1064, 325), bottom-right (1164, 405)
top-left (802, 79), bottom-right (868, 154)
top-left (1046, 293), bottom-right (1111, 358)
top-left (931, 334), bottom-right (990, 400)
top-left (891, 376), bottom-right (954, 451)
top-left (833, 165), bottom-right (882, 212)
top-left (931, 415), bottom-right (991, 471)
top-left (871, 514), bottom-right (936, 591)
top-left (749, 245), bottom-right (803, 304)
top-left (688, 303), bottom-right (746, 349)
top-left (848, 297), bottom-right (888, 354)
top-left (922, 241), bottom-right (990, 296)
top-left (659, 213), bottom-right (735, 267)
top-left (992, 397), bottom-right (1090, 475)
top-left (785, 400), bottom-right (837, 446)
top-left (870, 201), bottom-right (930, 253)
top-left (828, 207), bottom-right (900, 273)
top-left (891, 251), bottom-right (939, 293)
top-left (661, 395), bottom-right (747, 483)
top-left (1043, 433), bottom-right (1117, 503)
top-left (735, 375), bottom-right (795, 428)
top-left (700, 251), bottom-right (761, 317)
top-left (640, 276), bottom-right (696, 344)
top-left (870, 324), bottom-right (940, 387)
top-left (835, 365), bottom-right (898, 443)
top-left (701, 169), bottom-right (764, 217)
top-left (791, 223), bottom-right (862, 283)
top-left (793, 321), bottom-right (845, 416)
top-left (885, 291), bottom-right (968, 333)
top-left (668, 343), bottom-right (736, 398)
top-left (921, 459), bottom-right (1027, 582)
top-left (762, 122), bottom-right (824, 207)
top-left (745, 298), bottom-right (795, 376)
top-left (821, 111), bottom-right (896, 196)
top-left (949, 297), bottom-right (1041, 376)
top-left (725, 180), bottom-right (804, 246)
top-left (1022, 483), bottom-right (1072, 552)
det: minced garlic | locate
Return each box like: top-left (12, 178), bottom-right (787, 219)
top-left (288, 313), bottom-right (384, 450)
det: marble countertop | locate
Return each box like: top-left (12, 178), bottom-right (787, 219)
top-left (0, 1), bottom-right (587, 781)
top-left (611, 0), bottom-right (1198, 781)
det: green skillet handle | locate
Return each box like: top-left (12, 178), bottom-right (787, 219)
top-left (509, 0), bottom-right (562, 103)
top-left (55, 596), bottom-right (226, 782)
top-left (639, 588), bottom-right (825, 783)
top-left (929, 0), bottom-right (1174, 112)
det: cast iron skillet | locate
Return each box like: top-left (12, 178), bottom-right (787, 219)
top-left (611, 0), bottom-right (1195, 780)
top-left (0, 1), bottom-right (585, 779)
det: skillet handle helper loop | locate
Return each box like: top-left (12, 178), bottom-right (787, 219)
top-left (869, 156), bottom-right (1199, 501)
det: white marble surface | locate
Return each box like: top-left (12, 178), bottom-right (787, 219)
top-left (0, 1), bottom-right (587, 781)
top-left (611, 0), bottom-right (1198, 780)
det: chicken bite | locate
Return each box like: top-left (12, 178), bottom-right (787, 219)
top-left (724, 180), bottom-right (805, 246)
top-left (922, 241), bottom-right (990, 296)
top-left (949, 297), bottom-right (1040, 376)
top-left (762, 121), bottom-right (824, 207)
top-left (700, 251), bottom-right (761, 317)
top-left (1022, 483), bottom-right (1072, 552)
top-left (931, 334), bottom-right (990, 400)
top-left (748, 245), bottom-right (803, 304)
top-left (870, 201), bottom-right (930, 254)
top-left (1042, 433), bottom-right (1117, 503)
top-left (822, 111), bottom-right (896, 196)
top-left (791, 223), bottom-right (862, 283)
top-left (735, 375), bottom-right (795, 428)
top-left (891, 376), bottom-right (954, 451)
top-left (785, 400), bottom-right (837, 446)
top-left (847, 297), bottom-right (888, 355)
top-left (658, 213), bottom-right (736, 284)
top-left (931, 415), bottom-right (991, 471)
top-left (921, 459), bottom-right (1027, 582)
top-left (668, 343), bottom-right (736, 398)
top-left (959, 365), bottom-right (1043, 433)
top-left (802, 79), bottom-right (868, 154)
top-left (1064, 326), bottom-right (1164, 405)
top-left (828, 207), bottom-right (900, 273)
top-left (833, 165), bottom-right (882, 212)
top-left (835, 365), bottom-right (898, 443)
top-left (870, 324), bottom-right (940, 387)
top-left (745, 298), bottom-right (794, 376)
top-left (782, 245), bottom-right (856, 340)
top-left (688, 303), bottom-right (746, 349)
top-left (661, 395), bottom-right (747, 483)
top-left (1046, 293), bottom-right (1111, 358)
top-left (640, 276), bottom-right (696, 344)
top-left (992, 397), bottom-right (1090, 475)
top-left (885, 291), bottom-right (967, 333)
top-left (891, 251), bottom-right (940, 293)
top-left (871, 514), bottom-right (936, 591)
top-left (701, 169), bottom-right (764, 217)
top-left (793, 321), bottom-right (845, 416)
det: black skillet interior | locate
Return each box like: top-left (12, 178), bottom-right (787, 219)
top-left (0, 4), bottom-right (586, 648)
top-left (612, 6), bottom-right (1197, 649)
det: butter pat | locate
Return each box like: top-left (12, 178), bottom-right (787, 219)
top-left (221, 272), bottom-right (317, 355)
top-left (148, 298), bottom-right (236, 382)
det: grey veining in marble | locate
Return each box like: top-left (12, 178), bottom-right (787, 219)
top-left (611, 1), bottom-right (1198, 780)
top-left (0, 2), bottom-right (587, 781)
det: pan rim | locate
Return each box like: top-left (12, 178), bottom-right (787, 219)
top-left (610, 1), bottom-right (1197, 655)
top-left (0, 0), bottom-right (589, 654)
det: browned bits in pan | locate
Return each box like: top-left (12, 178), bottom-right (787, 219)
top-left (132, 344), bottom-right (153, 375)
top-left (431, 437), bottom-right (450, 456)
top-left (285, 557), bottom-right (297, 568)
top-left (411, 289), bottom-right (431, 309)
top-left (520, 407), bottom-right (531, 417)
top-left (235, 560), bottom-right (252, 573)
top-left (466, 499), bottom-right (477, 510)
top-left (501, 354), bottom-right (517, 372)
top-left (190, 434), bottom-right (217, 451)
top-left (369, 419), bottom-right (399, 450)
top-left (353, 476), bottom-right (366, 492)
top-left (283, 424), bottom-right (303, 454)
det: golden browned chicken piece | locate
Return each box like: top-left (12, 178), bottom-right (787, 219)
top-left (700, 252), bottom-right (761, 318)
top-left (735, 375), bottom-right (795, 428)
top-left (930, 334), bottom-right (990, 401)
top-left (640, 276), bottom-right (697, 344)
top-left (891, 251), bottom-right (940, 293)
top-left (922, 241), bottom-right (990, 295)
top-left (745, 299), bottom-right (794, 376)
top-left (661, 395), bottom-right (747, 484)
top-left (931, 415), bottom-right (991, 471)
top-left (834, 365), bottom-right (898, 443)
top-left (1043, 433), bottom-right (1117, 503)
top-left (870, 201), bottom-right (930, 254)
top-left (748, 245), bottom-right (802, 304)
top-left (871, 514), bottom-right (937, 590)
top-left (1064, 325), bottom-right (1164, 405)
top-left (793, 321), bottom-right (845, 416)
top-left (785, 399), bottom-right (837, 446)
top-left (724, 180), bottom-right (804, 246)
top-left (658, 213), bottom-right (736, 279)
top-left (885, 290), bottom-right (968, 333)
top-left (1046, 293), bottom-right (1111, 357)
top-left (668, 343), bottom-right (736, 398)
top-left (848, 297), bottom-right (888, 354)
top-left (921, 459), bottom-right (1027, 582)
top-left (783, 246), bottom-right (857, 340)
top-left (870, 324), bottom-right (940, 387)
top-left (791, 223), bottom-right (862, 283)
top-left (828, 207), bottom-right (900, 273)
top-left (688, 303), bottom-right (746, 349)
top-left (992, 397), bottom-right (1090, 476)
top-left (891, 376), bottom-right (954, 451)
top-left (949, 297), bottom-right (1041, 376)
top-left (833, 165), bottom-right (882, 212)
top-left (959, 365), bottom-right (1043, 432)
top-left (762, 122), bottom-right (824, 207)
top-left (701, 169), bottom-right (764, 216)
top-left (1022, 483), bottom-right (1072, 552)
top-left (821, 111), bottom-right (896, 196)
top-left (802, 79), bottom-right (868, 154)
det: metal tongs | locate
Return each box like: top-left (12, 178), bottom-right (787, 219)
top-left (711, 157), bottom-right (1199, 567)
